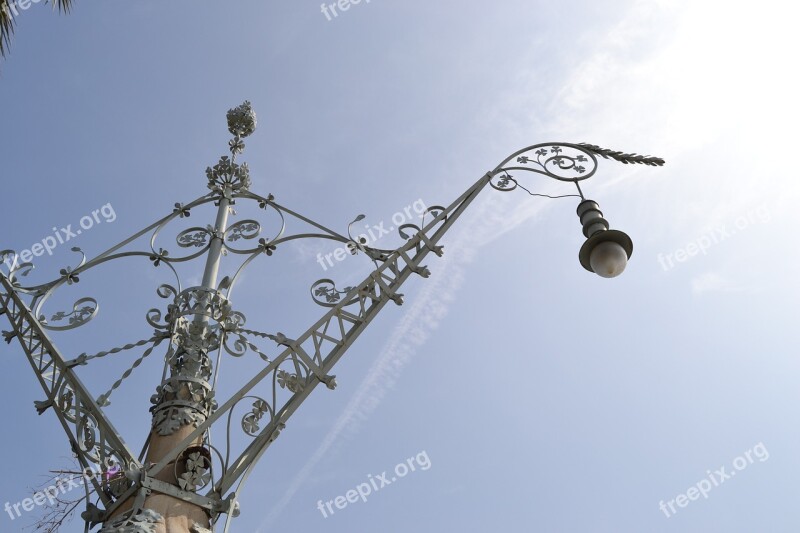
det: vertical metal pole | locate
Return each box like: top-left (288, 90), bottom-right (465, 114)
top-left (199, 192), bottom-right (231, 294)
top-left (147, 191), bottom-right (231, 532)
top-left (110, 102), bottom-right (256, 533)
top-left (105, 192), bottom-right (232, 533)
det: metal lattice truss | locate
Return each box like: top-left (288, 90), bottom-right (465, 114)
top-left (0, 101), bottom-right (663, 532)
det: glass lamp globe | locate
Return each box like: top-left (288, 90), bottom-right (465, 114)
top-left (589, 240), bottom-right (628, 278)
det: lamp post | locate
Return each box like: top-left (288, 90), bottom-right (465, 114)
top-left (0, 102), bottom-right (664, 533)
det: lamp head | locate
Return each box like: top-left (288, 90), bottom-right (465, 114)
top-left (579, 229), bottom-right (633, 278)
top-left (575, 199), bottom-right (632, 278)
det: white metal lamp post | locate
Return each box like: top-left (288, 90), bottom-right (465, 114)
top-left (0, 102), bottom-right (664, 533)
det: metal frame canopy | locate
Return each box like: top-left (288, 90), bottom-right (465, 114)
top-left (0, 102), bottom-right (664, 533)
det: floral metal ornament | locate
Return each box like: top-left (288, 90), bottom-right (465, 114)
top-left (149, 291), bottom-right (227, 435)
top-left (176, 447), bottom-right (213, 491)
top-left (241, 398), bottom-right (273, 437)
top-left (206, 156), bottom-right (251, 194)
top-left (226, 100), bottom-right (257, 139)
top-left (98, 509), bottom-right (163, 533)
top-left (206, 101), bottom-right (257, 195)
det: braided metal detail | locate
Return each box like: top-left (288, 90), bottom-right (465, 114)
top-left (97, 335), bottom-right (168, 407)
top-left (578, 143), bottom-right (666, 166)
top-left (72, 336), bottom-right (162, 366)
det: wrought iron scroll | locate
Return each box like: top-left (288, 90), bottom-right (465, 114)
top-left (0, 273), bottom-right (141, 510)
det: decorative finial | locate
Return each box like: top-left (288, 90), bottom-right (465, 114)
top-left (206, 102), bottom-right (257, 194)
top-left (227, 101), bottom-right (257, 139)
top-left (206, 156), bottom-right (251, 195)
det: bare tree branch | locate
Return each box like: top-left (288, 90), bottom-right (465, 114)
top-left (18, 458), bottom-right (96, 533)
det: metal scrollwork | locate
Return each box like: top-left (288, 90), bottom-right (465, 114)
top-left (396, 223), bottom-right (442, 258)
top-left (421, 205), bottom-right (447, 227)
top-left (222, 333), bottom-right (248, 358)
top-left (39, 382), bottom-right (129, 482)
top-left (489, 170), bottom-right (520, 192)
top-left (508, 144), bottom-right (598, 182)
top-left (398, 223), bottom-right (423, 241)
top-left (177, 227), bottom-right (212, 248)
top-left (241, 397), bottom-right (274, 437)
top-left (21, 248), bottom-right (98, 332)
top-left (76, 409), bottom-right (102, 460)
top-left (146, 284), bottom-right (179, 329)
top-left (145, 308), bottom-right (169, 330)
top-left (0, 249), bottom-right (34, 285)
top-left (0, 249), bottom-right (15, 271)
top-left (310, 279), bottom-right (355, 307)
top-left (55, 382), bottom-right (76, 419)
top-left (224, 219), bottom-right (263, 253)
top-left (226, 220), bottom-right (261, 242)
top-left (41, 297), bottom-right (99, 331)
top-left (156, 284), bottom-right (179, 300)
top-left (485, 143), bottom-right (607, 199)
top-left (148, 199), bottom-right (219, 264)
top-left (220, 323), bottom-right (280, 364)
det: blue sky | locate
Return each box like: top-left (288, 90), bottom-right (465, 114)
top-left (1, 1), bottom-right (798, 532)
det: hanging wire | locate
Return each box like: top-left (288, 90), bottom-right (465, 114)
top-left (499, 171), bottom-right (583, 200)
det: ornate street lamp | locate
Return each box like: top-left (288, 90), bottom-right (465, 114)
top-left (488, 142), bottom-right (662, 277)
top-left (577, 199), bottom-right (633, 278)
top-left (0, 102), bottom-right (664, 533)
